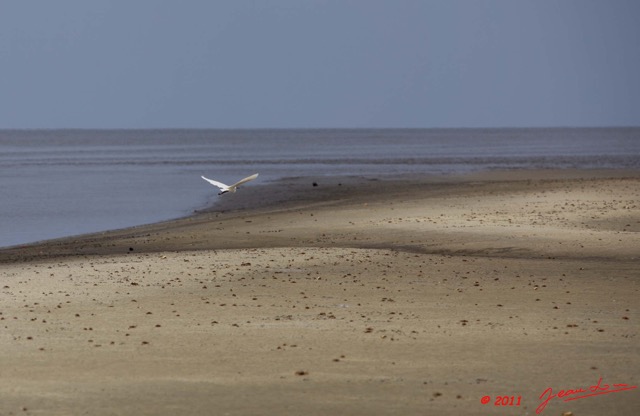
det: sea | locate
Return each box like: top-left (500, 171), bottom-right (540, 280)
top-left (1, 128), bottom-right (639, 248)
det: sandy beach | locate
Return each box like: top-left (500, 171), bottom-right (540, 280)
top-left (1, 169), bottom-right (638, 415)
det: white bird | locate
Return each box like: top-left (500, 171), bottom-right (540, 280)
top-left (201, 173), bottom-right (259, 195)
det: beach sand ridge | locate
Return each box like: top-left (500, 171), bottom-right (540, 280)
top-left (1, 170), bottom-right (638, 415)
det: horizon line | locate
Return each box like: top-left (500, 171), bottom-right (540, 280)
top-left (1, 125), bottom-right (639, 131)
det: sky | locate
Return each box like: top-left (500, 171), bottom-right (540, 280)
top-left (1, 0), bottom-right (639, 129)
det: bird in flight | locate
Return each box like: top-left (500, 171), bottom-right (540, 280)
top-left (201, 173), bottom-right (259, 195)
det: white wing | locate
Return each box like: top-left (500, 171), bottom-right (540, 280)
top-left (229, 173), bottom-right (259, 188)
top-left (201, 176), bottom-right (229, 190)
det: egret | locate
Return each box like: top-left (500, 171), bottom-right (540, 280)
top-left (201, 173), bottom-right (259, 195)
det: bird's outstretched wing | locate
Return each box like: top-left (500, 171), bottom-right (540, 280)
top-left (230, 173), bottom-right (259, 188)
top-left (201, 176), bottom-right (228, 190)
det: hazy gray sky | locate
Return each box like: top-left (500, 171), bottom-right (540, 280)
top-left (1, 0), bottom-right (639, 128)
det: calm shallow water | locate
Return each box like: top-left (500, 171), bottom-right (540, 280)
top-left (1, 128), bottom-right (638, 248)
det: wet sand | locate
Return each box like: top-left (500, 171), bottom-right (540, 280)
top-left (1, 170), bottom-right (639, 415)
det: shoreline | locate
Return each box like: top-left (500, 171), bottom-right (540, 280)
top-left (1, 168), bottom-right (639, 415)
top-left (2, 168), bottom-right (638, 263)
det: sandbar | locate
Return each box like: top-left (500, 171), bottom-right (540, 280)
top-left (1, 169), bottom-right (638, 415)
